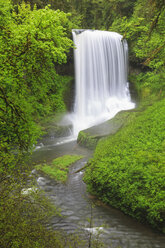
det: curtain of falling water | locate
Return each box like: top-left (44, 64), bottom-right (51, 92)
top-left (70, 30), bottom-right (135, 136)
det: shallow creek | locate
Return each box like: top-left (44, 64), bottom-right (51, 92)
top-left (32, 136), bottom-right (165, 248)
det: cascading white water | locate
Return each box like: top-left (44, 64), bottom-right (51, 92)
top-left (68, 29), bottom-right (135, 136)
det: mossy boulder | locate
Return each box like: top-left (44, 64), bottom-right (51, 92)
top-left (36, 155), bottom-right (83, 183)
top-left (42, 124), bottom-right (72, 138)
top-left (77, 110), bottom-right (132, 149)
top-left (77, 131), bottom-right (99, 150)
top-left (39, 114), bottom-right (72, 138)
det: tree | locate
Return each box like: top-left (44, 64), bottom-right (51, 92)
top-left (109, 0), bottom-right (165, 95)
top-left (0, 1), bottom-right (73, 170)
top-left (0, 2), bottom-right (77, 246)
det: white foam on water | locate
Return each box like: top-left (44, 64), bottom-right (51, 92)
top-left (84, 227), bottom-right (104, 235)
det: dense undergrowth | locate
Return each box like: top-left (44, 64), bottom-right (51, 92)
top-left (84, 97), bottom-right (165, 232)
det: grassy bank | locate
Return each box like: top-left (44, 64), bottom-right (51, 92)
top-left (84, 97), bottom-right (165, 232)
top-left (36, 155), bottom-right (83, 183)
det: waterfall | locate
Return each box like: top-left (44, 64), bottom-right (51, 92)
top-left (68, 30), bottom-right (135, 136)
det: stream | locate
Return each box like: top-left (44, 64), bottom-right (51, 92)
top-left (32, 136), bottom-right (165, 248)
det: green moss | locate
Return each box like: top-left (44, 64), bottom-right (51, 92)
top-left (84, 98), bottom-right (165, 232)
top-left (77, 111), bottom-right (131, 150)
top-left (38, 113), bottom-right (72, 138)
top-left (77, 131), bottom-right (99, 150)
top-left (36, 155), bottom-right (83, 183)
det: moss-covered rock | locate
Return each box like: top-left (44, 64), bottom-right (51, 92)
top-left (77, 110), bottom-right (134, 149)
top-left (42, 124), bottom-right (72, 138)
top-left (39, 114), bottom-right (72, 138)
top-left (77, 131), bottom-right (99, 150)
top-left (36, 155), bottom-right (83, 183)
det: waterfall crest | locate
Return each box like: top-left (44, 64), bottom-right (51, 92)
top-left (69, 30), bottom-right (135, 136)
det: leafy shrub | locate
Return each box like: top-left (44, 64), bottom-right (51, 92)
top-left (84, 98), bottom-right (165, 232)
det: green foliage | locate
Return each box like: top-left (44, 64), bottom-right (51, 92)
top-left (0, 170), bottom-right (60, 248)
top-left (110, 0), bottom-right (165, 96)
top-left (14, 0), bottom-right (136, 30)
top-left (0, 1), bottom-right (73, 169)
top-left (77, 131), bottom-right (98, 150)
top-left (12, 0), bottom-right (82, 29)
top-left (0, 169), bottom-right (86, 248)
top-left (36, 154), bottom-right (83, 182)
top-left (84, 98), bottom-right (165, 232)
top-left (131, 71), bottom-right (165, 100)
